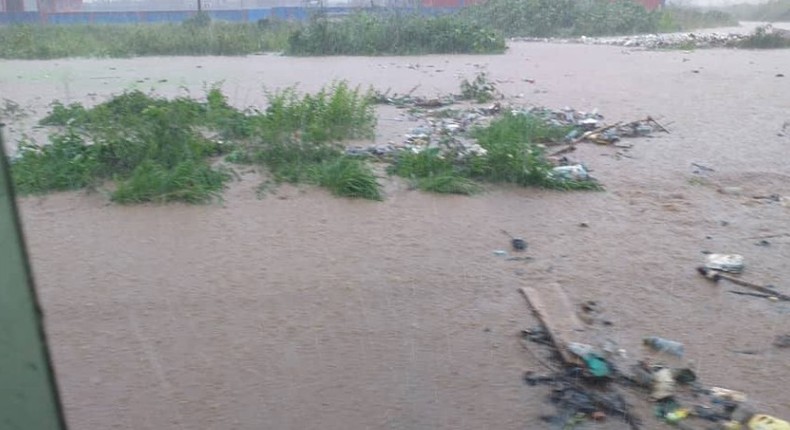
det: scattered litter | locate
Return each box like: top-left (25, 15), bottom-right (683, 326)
top-left (514, 31), bottom-right (750, 49)
top-left (692, 162), bottom-right (715, 174)
top-left (493, 250), bottom-right (508, 256)
top-left (697, 266), bottom-right (790, 301)
top-left (506, 256), bottom-right (534, 262)
top-left (501, 230), bottom-right (527, 251)
top-left (643, 336), bottom-right (685, 358)
top-left (711, 387), bottom-right (749, 403)
top-left (518, 284), bottom-right (789, 430)
top-left (719, 187), bottom-right (744, 196)
top-left (551, 164), bottom-right (590, 181)
top-left (705, 254), bottom-right (745, 273)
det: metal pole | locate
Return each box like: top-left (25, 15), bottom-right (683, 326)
top-left (198, 0), bottom-right (202, 12)
top-left (0, 126), bottom-right (69, 430)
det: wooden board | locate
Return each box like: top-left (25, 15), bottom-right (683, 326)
top-left (520, 284), bottom-right (586, 366)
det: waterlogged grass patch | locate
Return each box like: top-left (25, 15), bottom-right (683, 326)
top-left (12, 81), bottom-right (383, 203)
top-left (316, 157), bottom-right (382, 200)
top-left (111, 160), bottom-right (230, 204)
top-left (12, 78), bottom-right (603, 203)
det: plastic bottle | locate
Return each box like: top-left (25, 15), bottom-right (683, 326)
top-left (643, 336), bottom-right (684, 357)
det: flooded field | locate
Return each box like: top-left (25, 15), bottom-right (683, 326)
top-left (3, 39), bottom-right (790, 429)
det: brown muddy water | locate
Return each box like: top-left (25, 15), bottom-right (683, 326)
top-left (2, 40), bottom-right (790, 429)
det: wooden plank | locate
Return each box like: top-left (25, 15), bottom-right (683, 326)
top-left (519, 284), bottom-right (586, 366)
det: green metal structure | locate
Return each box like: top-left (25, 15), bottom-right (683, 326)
top-left (0, 126), bottom-right (68, 430)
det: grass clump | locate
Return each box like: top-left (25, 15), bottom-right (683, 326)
top-left (247, 83), bottom-right (382, 200)
top-left (286, 11), bottom-right (505, 56)
top-left (260, 82), bottom-right (376, 143)
top-left (13, 91), bottom-right (231, 203)
top-left (316, 157), bottom-right (382, 200)
top-left (111, 160), bottom-right (229, 204)
top-left (389, 149), bottom-right (481, 195)
top-left (470, 113), bottom-right (600, 190)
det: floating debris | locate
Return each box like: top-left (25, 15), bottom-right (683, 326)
top-left (513, 31), bottom-right (748, 49)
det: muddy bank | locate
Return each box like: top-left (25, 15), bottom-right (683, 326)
top-left (3, 41), bottom-right (789, 429)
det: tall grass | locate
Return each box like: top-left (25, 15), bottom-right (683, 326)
top-left (461, 0), bottom-right (735, 37)
top-left (0, 21), bottom-right (293, 59)
top-left (0, 12), bottom-right (504, 59)
top-left (287, 11), bottom-right (505, 56)
top-left (656, 7), bottom-right (737, 33)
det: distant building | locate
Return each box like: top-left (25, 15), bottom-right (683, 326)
top-left (0, 0), bottom-right (83, 12)
top-left (636, 0), bottom-right (664, 10)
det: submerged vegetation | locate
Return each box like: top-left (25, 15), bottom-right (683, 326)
top-left (10, 77), bottom-right (601, 203)
top-left (0, 1), bottom-right (741, 59)
top-left (11, 82), bottom-right (380, 203)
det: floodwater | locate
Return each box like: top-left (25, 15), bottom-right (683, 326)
top-left (2, 39), bottom-right (790, 429)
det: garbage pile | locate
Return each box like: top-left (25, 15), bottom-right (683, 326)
top-left (348, 94), bottom-right (667, 163)
top-left (512, 31), bottom-right (747, 49)
top-left (519, 282), bottom-right (789, 430)
top-left (347, 100), bottom-right (501, 160)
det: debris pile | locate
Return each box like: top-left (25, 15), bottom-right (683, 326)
top-left (518, 281), bottom-right (789, 429)
top-left (513, 31), bottom-right (747, 49)
top-left (351, 93), bottom-right (667, 164)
